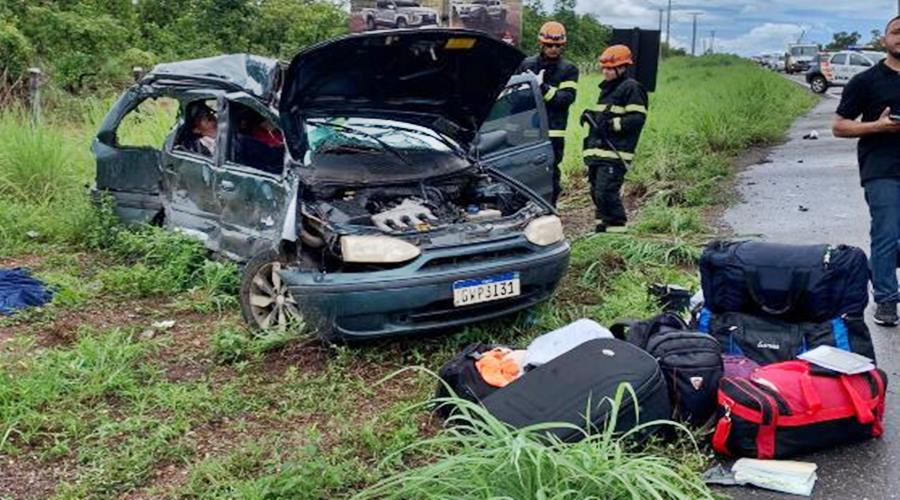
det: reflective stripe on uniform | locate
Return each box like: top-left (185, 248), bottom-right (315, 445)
top-left (594, 104), bottom-right (625, 113)
top-left (549, 130), bottom-right (567, 138)
top-left (612, 117), bottom-right (622, 132)
top-left (558, 80), bottom-right (578, 90)
top-left (544, 86), bottom-right (558, 101)
top-left (582, 148), bottom-right (634, 161)
top-left (624, 104), bottom-right (648, 114)
top-left (593, 104), bottom-right (647, 115)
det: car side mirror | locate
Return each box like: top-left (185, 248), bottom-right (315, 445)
top-left (97, 130), bottom-right (116, 146)
top-left (473, 129), bottom-right (508, 156)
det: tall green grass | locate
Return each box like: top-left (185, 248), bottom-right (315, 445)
top-left (357, 382), bottom-right (714, 499)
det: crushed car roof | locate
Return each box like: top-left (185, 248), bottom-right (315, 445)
top-left (143, 54), bottom-right (282, 101)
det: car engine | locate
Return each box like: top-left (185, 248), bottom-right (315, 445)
top-left (304, 173), bottom-right (529, 236)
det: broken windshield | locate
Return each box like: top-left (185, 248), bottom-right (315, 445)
top-left (300, 117), bottom-right (471, 185)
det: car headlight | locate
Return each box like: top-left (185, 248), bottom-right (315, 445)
top-left (524, 215), bottom-right (564, 246)
top-left (340, 235), bottom-right (421, 263)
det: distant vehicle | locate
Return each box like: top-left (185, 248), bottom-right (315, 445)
top-left (786, 44), bottom-right (819, 73)
top-left (757, 53), bottom-right (783, 71)
top-left (806, 50), bottom-right (885, 94)
top-left (362, 0), bottom-right (439, 30)
top-left (451, 0), bottom-right (507, 25)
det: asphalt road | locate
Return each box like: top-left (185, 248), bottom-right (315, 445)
top-left (720, 86), bottom-right (900, 498)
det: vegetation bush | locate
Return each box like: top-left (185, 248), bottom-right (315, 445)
top-left (0, 21), bottom-right (32, 83)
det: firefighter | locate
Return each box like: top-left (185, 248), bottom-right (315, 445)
top-left (580, 44), bottom-right (648, 233)
top-left (518, 21), bottom-right (579, 206)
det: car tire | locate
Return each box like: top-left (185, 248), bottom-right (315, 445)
top-left (396, 18), bottom-right (407, 28)
top-left (239, 248), bottom-right (306, 334)
top-left (810, 75), bottom-right (828, 94)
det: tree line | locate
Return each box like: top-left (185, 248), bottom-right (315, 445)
top-left (1, 0), bottom-right (621, 95)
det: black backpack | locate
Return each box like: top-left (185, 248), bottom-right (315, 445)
top-left (434, 343), bottom-right (509, 418)
top-left (613, 313), bottom-right (723, 426)
top-left (645, 331), bottom-right (722, 426)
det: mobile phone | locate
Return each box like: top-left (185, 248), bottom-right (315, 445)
top-left (890, 114), bottom-right (900, 122)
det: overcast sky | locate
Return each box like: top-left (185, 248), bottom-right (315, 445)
top-left (565, 0), bottom-right (898, 56)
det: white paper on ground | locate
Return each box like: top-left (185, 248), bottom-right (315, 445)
top-left (524, 319), bottom-right (613, 368)
top-left (798, 345), bottom-right (875, 375)
top-left (732, 458), bottom-right (817, 497)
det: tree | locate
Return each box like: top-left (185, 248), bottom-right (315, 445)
top-left (522, 0), bottom-right (611, 63)
top-left (0, 22), bottom-right (32, 83)
top-left (825, 31), bottom-right (862, 51)
top-left (869, 29), bottom-right (885, 51)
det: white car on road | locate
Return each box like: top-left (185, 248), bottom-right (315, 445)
top-left (806, 50), bottom-right (886, 94)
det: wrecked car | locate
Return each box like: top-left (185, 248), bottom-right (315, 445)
top-left (93, 29), bottom-right (569, 339)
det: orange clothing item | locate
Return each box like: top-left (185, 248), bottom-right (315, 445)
top-left (475, 348), bottom-right (525, 388)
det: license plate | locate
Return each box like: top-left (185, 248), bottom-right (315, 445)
top-left (453, 272), bottom-right (521, 307)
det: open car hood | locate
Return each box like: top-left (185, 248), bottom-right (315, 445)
top-left (279, 29), bottom-right (524, 158)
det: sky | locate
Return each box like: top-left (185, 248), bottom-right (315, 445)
top-left (562, 0), bottom-right (899, 56)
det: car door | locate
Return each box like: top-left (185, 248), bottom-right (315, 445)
top-left (848, 53), bottom-right (874, 80)
top-left (477, 76), bottom-right (554, 203)
top-left (382, 1), bottom-right (397, 25)
top-left (830, 53), bottom-right (849, 84)
top-left (93, 86), bottom-right (171, 224)
top-left (159, 95), bottom-right (224, 248)
top-left (212, 93), bottom-right (296, 261)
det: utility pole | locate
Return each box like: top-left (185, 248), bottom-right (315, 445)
top-left (710, 30), bottom-right (715, 54)
top-left (691, 13), bottom-right (699, 56)
top-left (665, 0), bottom-right (672, 47)
top-left (658, 8), bottom-right (665, 60)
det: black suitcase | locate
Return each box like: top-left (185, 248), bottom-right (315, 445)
top-left (700, 241), bottom-right (869, 322)
top-left (698, 310), bottom-right (875, 365)
top-left (481, 338), bottom-right (672, 443)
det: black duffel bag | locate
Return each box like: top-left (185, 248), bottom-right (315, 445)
top-left (697, 310), bottom-right (875, 365)
top-left (700, 241), bottom-right (869, 322)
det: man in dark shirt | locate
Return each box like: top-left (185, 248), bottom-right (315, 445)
top-left (833, 15), bottom-right (900, 325)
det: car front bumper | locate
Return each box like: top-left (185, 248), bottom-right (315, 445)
top-left (279, 237), bottom-right (570, 339)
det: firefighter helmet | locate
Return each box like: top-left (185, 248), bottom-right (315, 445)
top-left (538, 21), bottom-right (567, 45)
top-left (598, 45), bottom-right (634, 68)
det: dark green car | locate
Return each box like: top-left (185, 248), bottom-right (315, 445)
top-left (93, 29), bottom-right (569, 339)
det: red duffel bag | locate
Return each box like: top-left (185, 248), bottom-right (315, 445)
top-left (712, 360), bottom-right (887, 459)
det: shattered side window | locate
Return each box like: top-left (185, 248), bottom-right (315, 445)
top-left (116, 97), bottom-right (179, 148)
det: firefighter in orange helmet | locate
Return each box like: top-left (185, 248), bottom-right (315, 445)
top-left (518, 21), bottom-right (579, 206)
top-left (580, 44), bottom-right (648, 233)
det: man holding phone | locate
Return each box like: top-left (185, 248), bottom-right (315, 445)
top-left (833, 15), bottom-right (900, 325)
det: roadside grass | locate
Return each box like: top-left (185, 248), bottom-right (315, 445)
top-left (0, 56), bottom-right (816, 497)
top-left (356, 387), bottom-right (715, 499)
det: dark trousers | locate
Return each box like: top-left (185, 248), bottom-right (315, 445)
top-left (864, 178), bottom-right (900, 304)
top-left (587, 159), bottom-right (627, 225)
top-left (550, 137), bottom-right (564, 206)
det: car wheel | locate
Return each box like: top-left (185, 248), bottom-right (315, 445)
top-left (366, 16), bottom-right (375, 30)
top-left (810, 75), bottom-right (828, 94)
top-left (240, 249), bottom-right (304, 332)
top-left (396, 18), bottom-right (407, 28)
